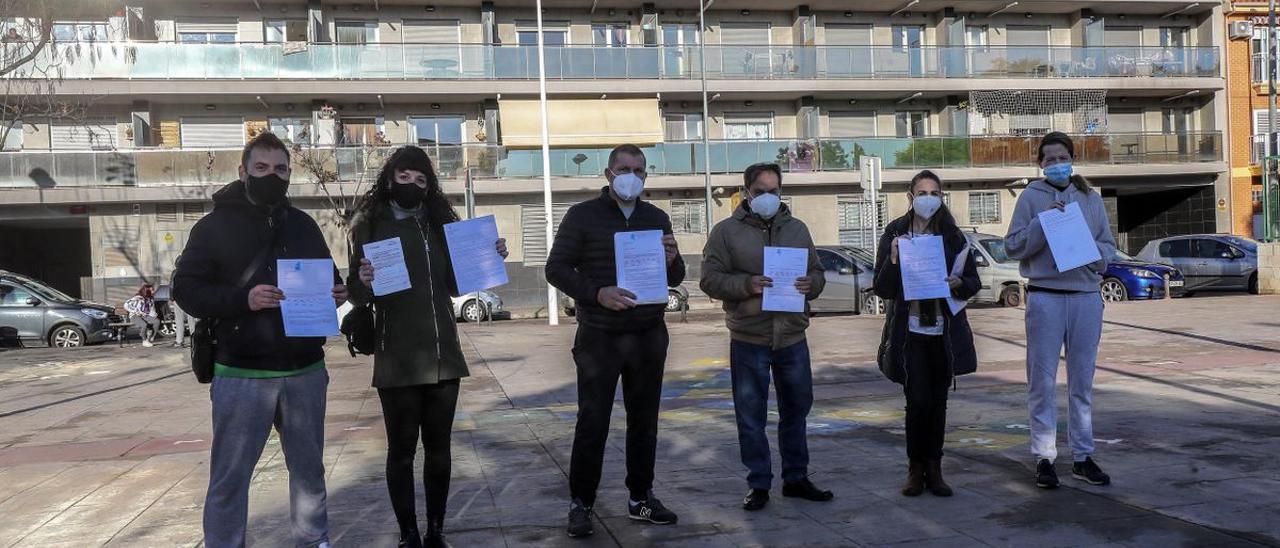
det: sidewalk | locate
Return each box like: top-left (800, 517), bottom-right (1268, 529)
top-left (1, 295), bottom-right (1278, 547)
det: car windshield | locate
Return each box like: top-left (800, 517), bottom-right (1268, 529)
top-left (1114, 250), bottom-right (1135, 261)
top-left (6, 275), bottom-right (76, 302)
top-left (978, 239), bottom-right (1014, 264)
top-left (1221, 236), bottom-right (1259, 253)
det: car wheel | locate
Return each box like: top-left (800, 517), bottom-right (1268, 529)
top-left (862, 293), bottom-right (885, 315)
top-left (461, 300), bottom-right (487, 323)
top-left (665, 291), bottom-right (685, 313)
top-left (1000, 285), bottom-right (1023, 308)
top-left (49, 325), bottom-right (85, 348)
top-left (1249, 273), bottom-right (1260, 295)
top-left (1100, 279), bottom-right (1128, 302)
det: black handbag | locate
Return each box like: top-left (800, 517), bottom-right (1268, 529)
top-left (340, 303), bottom-right (376, 356)
top-left (189, 213), bottom-right (284, 383)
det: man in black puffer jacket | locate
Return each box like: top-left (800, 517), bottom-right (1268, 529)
top-left (173, 133), bottom-right (346, 548)
top-left (546, 144), bottom-right (685, 538)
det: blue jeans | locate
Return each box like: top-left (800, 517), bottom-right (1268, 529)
top-left (730, 339), bottom-right (814, 490)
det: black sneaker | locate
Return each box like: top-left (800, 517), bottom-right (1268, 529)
top-left (782, 478), bottom-right (834, 502)
top-left (566, 499), bottom-right (594, 538)
top-left (1072, 457), bottom-right (1111, 486)
top-left (742, 488), bottom-right (769, 511)
top-left (628, 492), bottom-right (678, 525)
top-left (1036, 459), bottom-right (1060, 489)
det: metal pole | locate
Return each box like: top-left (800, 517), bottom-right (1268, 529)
top-left (699, 0), bottom-right (714, 232)
top-left (536, 0), bottom-right (559, 326)
top-left (1270, 0), bottom-right (1277, 241)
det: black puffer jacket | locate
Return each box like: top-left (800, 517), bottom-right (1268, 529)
top-left (545, 187), bottom-right (686, 332)
top-left (872, 213), bottom-right (981, 384)
top-left (173, 180), bottom-right (338, 372)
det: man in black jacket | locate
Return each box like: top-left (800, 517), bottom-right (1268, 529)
top-left (546, 144), bottom-right (686, 538)
top-left (173, 133), bottom-right (347, 548)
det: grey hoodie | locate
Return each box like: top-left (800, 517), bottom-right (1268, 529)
top-left (1004, 179), bottom-right (1116, 292)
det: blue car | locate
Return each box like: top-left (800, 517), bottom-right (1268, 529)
top-left (1100, 251), bottom-right (1185, 302)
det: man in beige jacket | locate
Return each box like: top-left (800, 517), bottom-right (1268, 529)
top-left (699, 162), bottom-right (832, 512)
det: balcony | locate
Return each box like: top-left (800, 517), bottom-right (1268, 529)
top-left (6, 42), bottom-right (1221, 81)
top-left (0, 132), bottom-right (1221, 189)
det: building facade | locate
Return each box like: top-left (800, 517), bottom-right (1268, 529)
top-left (1226, 1), bottom-right (1276, 240)
top-left (0, 0), bottom-right (1230, 313)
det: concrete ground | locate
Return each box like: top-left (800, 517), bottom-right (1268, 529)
top-left (1, 294), bottom-right (1278, 547)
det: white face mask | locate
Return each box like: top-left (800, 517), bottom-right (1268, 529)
top-left (610, 171), bottom-right (645, 202)
top-left (912, 195), bottom-right (942, 221)
top-left (748, 191), bottom-right (781, 219)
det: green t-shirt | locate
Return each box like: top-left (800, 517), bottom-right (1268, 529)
top-left (214, 360), bottom-right (325, 379)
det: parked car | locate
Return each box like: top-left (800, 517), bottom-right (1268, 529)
top-left (561, 285), bottom-right (689, 316)
top-left (964, 232), bottom-right (1027, 307)
top-left (1101, 251), bottom-right (1185, 302)
top-left (336, 289), bottom-right (508, 325)
top-left (1135, 234), bottom-right (1260, 295)
top-left (813, 245), bottom-right (878, 314)
top-left (0, 270), bottom-right (120, 348)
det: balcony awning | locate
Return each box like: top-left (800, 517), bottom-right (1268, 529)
top-left (498, 98), bottom-right (662, 147)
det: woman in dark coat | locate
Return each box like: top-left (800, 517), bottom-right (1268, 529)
top-left (347, 146), bottom-right (507, 548)
top-left (873, 170), bottom-right (981, 498)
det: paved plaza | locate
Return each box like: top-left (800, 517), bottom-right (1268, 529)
top-left (1, 295), bottom-right (1278, 547)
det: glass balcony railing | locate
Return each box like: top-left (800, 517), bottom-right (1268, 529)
top-left (3, 42), bottom-right (1221, 80)
top-left (0, 132), bottom-right (1221, 189)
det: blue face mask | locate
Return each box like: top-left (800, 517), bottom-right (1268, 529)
top-left (1044, 162), bottom-right (1073, 184)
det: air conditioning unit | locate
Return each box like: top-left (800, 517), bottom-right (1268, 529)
top-left (1230, 21), bottom-right (1255, 40)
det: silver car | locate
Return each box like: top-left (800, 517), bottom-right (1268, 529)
top-left (1135, 234), bottom-right (1260, 295)
top-left (812, 245), bottom-right (879, 314)
top-left (964, 232), bottom-right (1028, 307)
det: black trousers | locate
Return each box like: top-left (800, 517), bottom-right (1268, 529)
top-left (377, 379), bottom-right (460, 529)
top-left (903, 334), bottom-right (952, 461)
top-left (569, 323), bottom-right (669, 506)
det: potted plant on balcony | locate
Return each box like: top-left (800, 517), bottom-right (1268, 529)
top-left (776, 141), bottom-right (816, 172)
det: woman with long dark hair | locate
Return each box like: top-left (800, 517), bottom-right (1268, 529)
top-left (873, 170), bottom-right (980, 498)
top-left (346, 146), bottom-right (507, 547)
top-left (124, 283), bottom-right (160, 347)
top-left (1005, 132), bottom-right (1115, 490)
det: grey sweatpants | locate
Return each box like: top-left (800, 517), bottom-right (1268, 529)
top-left (1025, 291), bottom-right (1103, 463)
top-left (203, 368), bottom-right (330, 548)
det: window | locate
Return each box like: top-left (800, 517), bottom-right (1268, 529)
top-left (335, 21), bottom-right (378, 44)
top-left (520, 203), bottom-right (571, 266)
top-left (1162, 107), bottom-right (1192, 134)
top-left (724, 113), bottom-right (772, 140)
top-left (818, 249), bottom-right (853, 273)
top-left (978, 238), bottom-right (1012, 263)
top-left (965, 25), bottom-right (989, 50)
top-left (338, 117), bottom-right (385, 145)
top-left (1254, 187), bottom-right (1265, 205)
top-left (829, 111), bottom-right (876, 137)
top-left (517, 25), bottom-right (568, 46)
top-left (895, 111), bottom-right (928, 137)
top-left (670, 200), bottom-right (706, 234)
top-left (592, 23), bottom-right (628, 46)
top-left (2, 121), bottom-right (22, 151)
top-left (1193, 239), bottom-right (1235, 259)
top-left (409, 116), bottom-right (464, 145)
top-left (836, 197), bottom-right (886, 248)
top-left (1009, 113), bottom-right (1050, 137)
top-left (0, 284), bottom-right (34, 306)
top-left (663, 113), bottom-right (703, 141)
top-left (179, 31), bottom-right (235, 43)
top-left (53, 22), bottom-right (108, 42)
top-left (265, 20), bottom-right (308, 43)
top-left (1253, 28), bottom-right (1270, 84)
top-left (968, 191), bottom-right (1001, 224)
top-left (1158, 239), bottom-right (1191, 258)
top-left (176, 20), bottom-right (237, 43)
top-left (51, 120), bottom-right (118, 150)
top-left (268, 117), bottom-right (312, 145)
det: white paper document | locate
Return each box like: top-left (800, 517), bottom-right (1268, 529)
top-left (1038, 201), bottom-right (1102, 273)
top-left (946, 244), bottom-right (971, 315)
top-left (899, 235), bottom-right (952, 301)
top-left (762, 246), bottom-right (809, 313)
top-left (444, 215), bottom-right (509, 295)
top-left (277, 258), bottom-right (339, 337)
top-left (614, 230), bottom-right (669, 305)
top-left (363, 237), bottom-right (412, 297)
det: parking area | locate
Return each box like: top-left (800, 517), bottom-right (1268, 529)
top-left (0, 294), bottom-right (1278, 547)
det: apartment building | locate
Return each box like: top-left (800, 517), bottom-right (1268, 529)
top-left (1225, 1), bottom-right (1277, 240)
top-left (0, 0), bottom-right (1228, 312)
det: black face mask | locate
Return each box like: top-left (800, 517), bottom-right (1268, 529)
top-left (389, 182), bottom-right (425, 209)
top-left (245, 173), bottom-right (289, 207)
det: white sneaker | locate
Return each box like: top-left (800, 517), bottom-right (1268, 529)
top-left (142, 340), bottom-right (153, 347)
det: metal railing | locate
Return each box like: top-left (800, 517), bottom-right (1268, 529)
top-left (3, 42), bottom-right (1221, 81)
top-left (0, 132), bottom-right (1222, 189)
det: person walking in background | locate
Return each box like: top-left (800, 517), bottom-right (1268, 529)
top-left (546, 144), bottom-right (685, 538)
top-left (124, 283), bottom-right (159, 347)
top-left (1005, 132), bottom-right (1116, 489)
top-left (873, 170), bottom-right (981, 498)
top-left (700, 162), bottom-right (833, 511)
top-left (347, 146), bottom-right (507, 548)
top-left (173, 132), bottom-right (347, 548)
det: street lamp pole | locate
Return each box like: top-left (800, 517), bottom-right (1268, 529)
top-left (535, 0), bottom-right (559, 325)
top-left (699, 0), bottom-right (714, 232)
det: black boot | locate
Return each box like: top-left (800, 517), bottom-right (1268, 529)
top-left (925, 459), bottom-right (954, 497)
top-left (901, 460), bottom-right (925, 497)
top-left (424, 514), bottom-right (447, 548)
top-left (398, 522), bottom-right (424, 548)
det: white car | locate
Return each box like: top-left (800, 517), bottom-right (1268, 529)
top-left (336, 290), bottom-right (506, 325)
